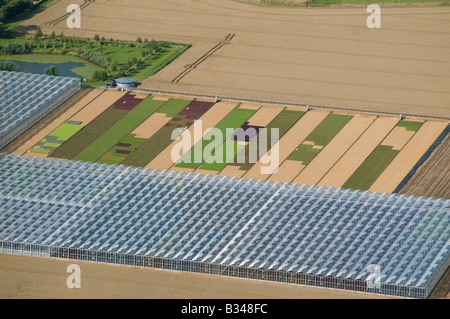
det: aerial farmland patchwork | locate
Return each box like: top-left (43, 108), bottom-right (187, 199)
top-left (0, 0), bottom-right (449, 301)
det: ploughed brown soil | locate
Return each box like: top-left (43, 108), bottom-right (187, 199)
top-left (399, 134), bottom-right (450, 199)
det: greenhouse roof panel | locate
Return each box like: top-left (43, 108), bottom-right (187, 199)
top-left (0, 154), bottom-right (448, 298)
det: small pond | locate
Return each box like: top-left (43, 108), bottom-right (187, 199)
top-left (0, 54), bottom-right (103, 80)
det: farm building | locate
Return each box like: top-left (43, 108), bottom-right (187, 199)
top-left (0, 154), bottom-right (448, 299)
top-left (0, 71), bottom-right (80, 150)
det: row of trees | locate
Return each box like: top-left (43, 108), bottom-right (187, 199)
top-left (1, 41), bottom-right (32, 54)
top-left (0, 0), bottom-right (31, 23)
top-left (93, 34), bottom-right (162, 52)
top-left (1, 31), bottom-right (164, 82)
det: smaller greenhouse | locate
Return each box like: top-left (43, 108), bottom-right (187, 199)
top-left (0, 71), bottom-right (80, 150)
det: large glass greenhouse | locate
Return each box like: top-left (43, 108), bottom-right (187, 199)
top-left (0, 154), bottom-right (448, 299)
top-left (0, 71), bottom-right (80, 150)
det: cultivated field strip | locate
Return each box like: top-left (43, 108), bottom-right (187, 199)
top-left (149, 101), bottom-right (237, 170)
top-left (13, 89), bottom-right (102, 156)
top-left (244, 110), bottom-right (329, 180)
top-left (317, 117), bottom-right (399, 189)
top-left (174, 105), bottom-right (258, 172)
top-left (288, 115), bottom-right (376, 185)
top-left (49, 91), bottom-right (128, 160)
top-left (69, 90), bottom-right (127, 126)
top-left (270, 113), bottom-right (352, 183)
top-left (24, 89), bottom-right (106, 157)
top-left (5, 89), bottom-right (449, 195)
top-left (75, 97), bottom-right (166, 163)
top-left (122, 99), bottom-right (214, 167)
top-left (342, 121), bottom-right (424, 191)
top-left (210, 105), bottom-right (290, 176)
top-left (229, 108), bottom-right (304, 173)
top-left (370, 121), bottom-right (449, 194)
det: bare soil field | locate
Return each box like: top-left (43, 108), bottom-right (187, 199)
top-left (23, 0), bottom-right (450, 118)
top-left (247, 105), bottom-right (284, 127)
top-left (0, 254), bottom-right (396, 299)
top-left (219, 165), bottom-right (246, 178)
top-left (268, 159), bottom-right (305, 183)
top-left (428, 265), bottom-right (450, 299)
top-left (399, 134), bottom-right (450, 199)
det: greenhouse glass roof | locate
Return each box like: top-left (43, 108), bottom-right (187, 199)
top-left (0, 71), bottom-right (80, 146)
top-left (0, 154), bottom-right (448, 298)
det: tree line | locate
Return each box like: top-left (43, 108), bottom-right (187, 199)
top-left (0, 0), bottom-right (31, 23)
top-left (0, 31), bottom-right (165, 82)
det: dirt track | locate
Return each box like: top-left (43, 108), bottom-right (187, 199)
top-left (23, 0), bottom-right (450, 118)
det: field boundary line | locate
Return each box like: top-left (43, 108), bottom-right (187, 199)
top-left (113, 87), bottom-right (450, 121)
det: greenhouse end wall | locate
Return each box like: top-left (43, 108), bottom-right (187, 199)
top-left (0, 241), bottom-right (434, 299)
